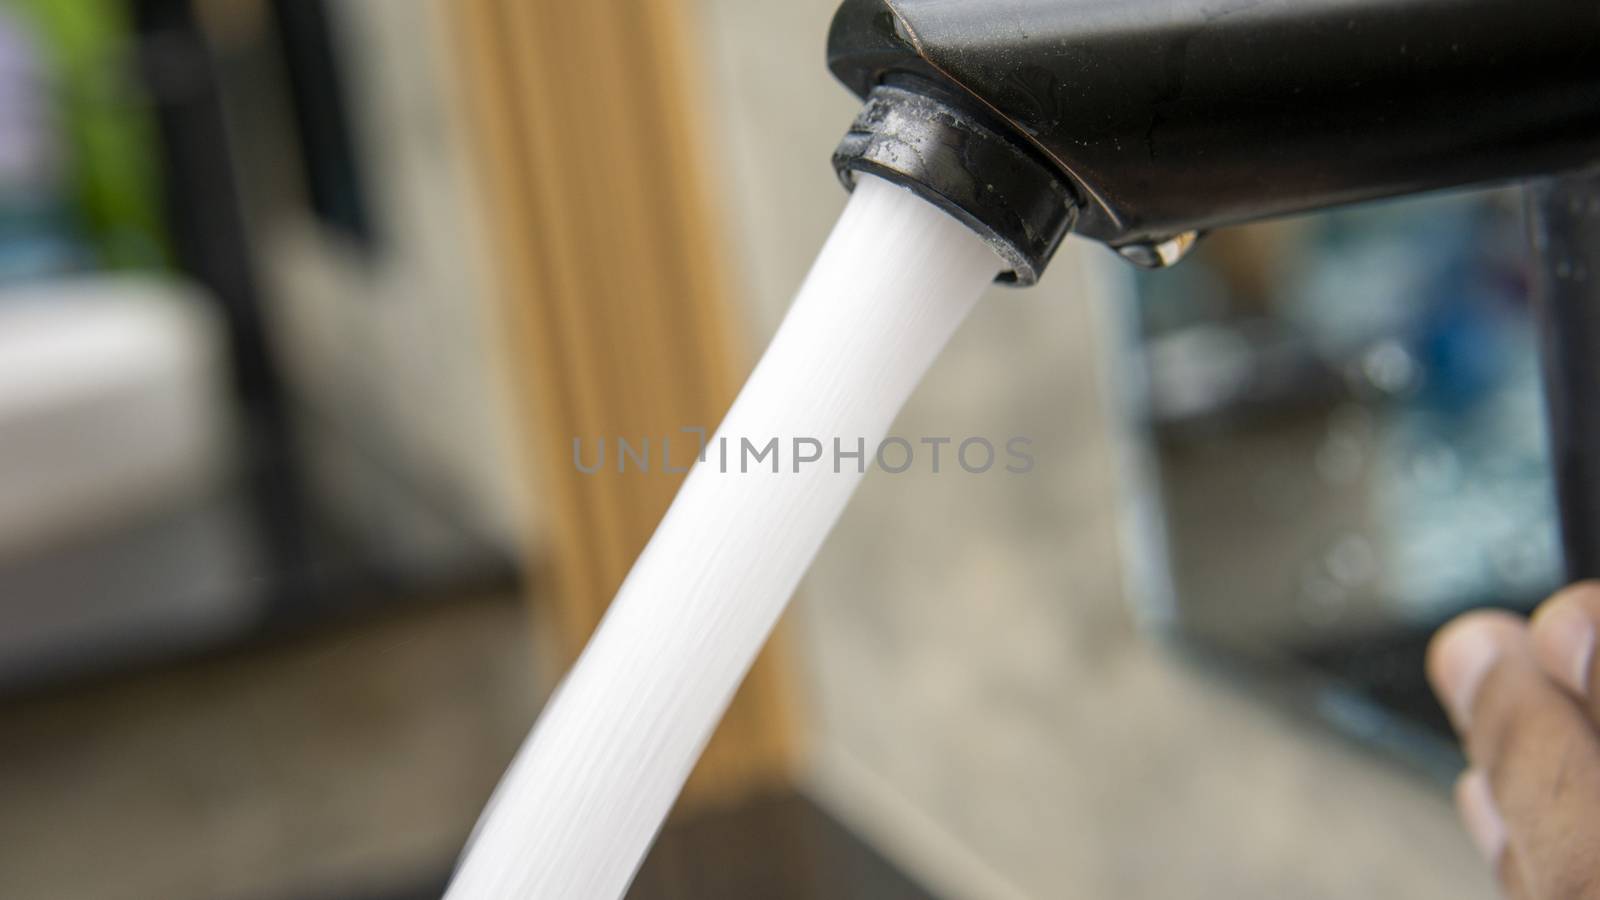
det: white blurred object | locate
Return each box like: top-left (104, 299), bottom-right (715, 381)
top-left (0, 275), bottom-right (232, 560)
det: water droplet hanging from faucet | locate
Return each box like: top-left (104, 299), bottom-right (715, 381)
top-left (1115, 231), bottom-right (1202, 268)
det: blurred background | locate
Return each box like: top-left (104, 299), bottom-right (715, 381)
top-left (0, 0), bottom-right (1541, 898)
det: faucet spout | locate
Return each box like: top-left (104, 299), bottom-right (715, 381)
top-left (829, 0), bottom-right (1600, 274)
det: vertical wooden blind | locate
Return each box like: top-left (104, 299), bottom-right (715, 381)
top-left (450, 0), bottom-right (797, 810)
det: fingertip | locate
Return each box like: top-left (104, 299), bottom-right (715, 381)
top-left (1531, 586), bottom-right (1599, 700)
top-left (1427, 610), bottom-right (1524, 729)
top-left (1541, 579), bottom-right (1600, 609)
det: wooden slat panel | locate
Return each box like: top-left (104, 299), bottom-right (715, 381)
top-left (449, 0), bottom-right (797, 811)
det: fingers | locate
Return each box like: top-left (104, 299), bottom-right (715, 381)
top-left (1428, 609), bottom-right (1600, 898)
top-left (1458, 768), bottom-right (1531, 899)
top-left (1455, 768), bottom-right (1507, 870)
top-left (1429, 611), bottom-right (1518, 732)
top-left (1531, 582), bottom-right (1600, 710)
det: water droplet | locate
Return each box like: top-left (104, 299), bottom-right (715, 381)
top-left (1115, 231), bottom-right (1201, 268)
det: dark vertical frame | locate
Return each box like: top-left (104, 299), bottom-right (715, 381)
top-left (1530, 173), bottom-right (1600, 582)
top-left (267, 0), bottom-right (375, 249)
top-left (130, 0), bottom-right (316, 617)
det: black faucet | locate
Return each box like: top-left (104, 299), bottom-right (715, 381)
top-left (827, 0), bottom-right (1600, 577)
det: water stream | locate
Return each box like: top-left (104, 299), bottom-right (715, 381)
top-left (445, 173), bottom-right (1004, 898)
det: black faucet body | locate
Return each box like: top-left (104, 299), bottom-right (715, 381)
top-left (828, 0), bottom-right (1600, 577)
top-left (830, 0), bottom-right (1600, 275)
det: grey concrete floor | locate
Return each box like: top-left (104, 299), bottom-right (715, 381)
top-left (0, 596), bottom-right (537, 900)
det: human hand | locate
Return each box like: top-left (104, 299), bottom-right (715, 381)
top-left (1427, 584), bottom-right (1600, 898)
